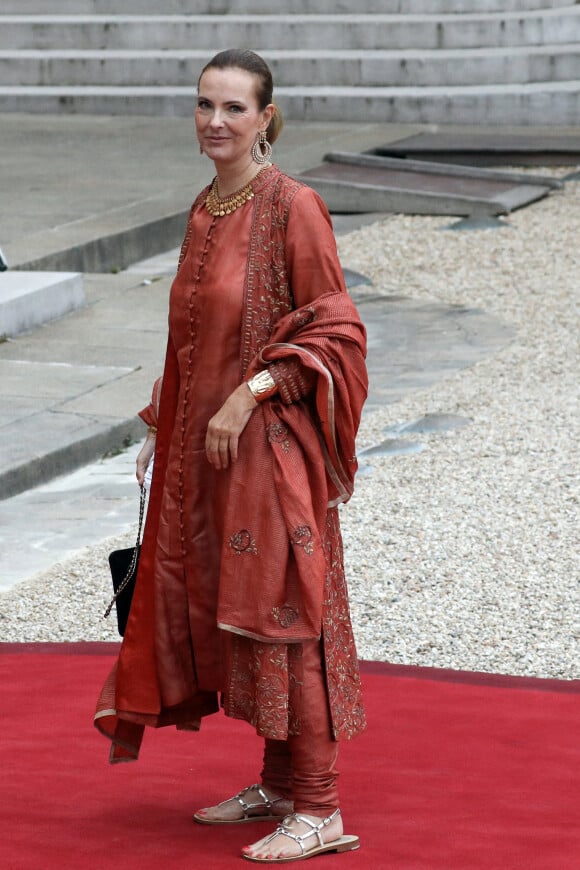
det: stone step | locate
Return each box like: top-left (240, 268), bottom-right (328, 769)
top-left (2, 45), bottom-right (579, 88)
top-left (2, 0), bottom-right (574, 14)
top-left (299, 151), bottom-right (560, 216)
top-left (0, 80), bottom-right (578, 126)
top-left (0, 271), bottom-right (84, 338)
top-left (1, 9), bottom-right (580, 52)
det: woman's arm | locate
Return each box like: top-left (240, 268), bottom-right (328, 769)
top-left (204, 382), bottom-right (258, 471)
top-left (285, 185), bottom-right (347, 308)
top-left (135, 376), bottom-right (162, 485)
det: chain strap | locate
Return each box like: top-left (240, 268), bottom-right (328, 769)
top-left (103, 485), bottom-right (147, 619)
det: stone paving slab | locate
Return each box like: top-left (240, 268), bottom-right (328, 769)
top-left (0, 442), bottom-right (141, 591)
top-left (362, 295), bottom-right (514, 408)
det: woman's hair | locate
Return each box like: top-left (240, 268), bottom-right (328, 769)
top-left (198, 49), bottom-right (284, 144)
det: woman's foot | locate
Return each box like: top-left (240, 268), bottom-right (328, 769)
top-left (193, 783), bottom-right (293, 825)
top-left (242, 809), bottom-right (354, 862)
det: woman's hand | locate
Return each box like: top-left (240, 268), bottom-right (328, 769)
top-left (136, 431), bottom-right (156, 485)
top-left (205, 383), bottom-right (258, 470)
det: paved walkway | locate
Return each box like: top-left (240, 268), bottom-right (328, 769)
top-left (1, 114), bottom-right (416, 270)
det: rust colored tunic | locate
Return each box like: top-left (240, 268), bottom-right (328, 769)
top-left (154, 181), bottom-right (252, 703)
top-left (95, 167), bottom-right (367, 761)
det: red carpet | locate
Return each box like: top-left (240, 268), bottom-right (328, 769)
top-left (0, 644), bottom-right (578, 870)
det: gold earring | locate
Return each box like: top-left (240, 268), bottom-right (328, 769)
top-left (252, 131), bottom-right (272, 164)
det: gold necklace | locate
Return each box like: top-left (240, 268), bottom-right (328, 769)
top-left (204, 167), bottom-right (268, 217)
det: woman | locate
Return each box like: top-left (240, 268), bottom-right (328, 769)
top-left (95, 49), bottom-right (368, 864)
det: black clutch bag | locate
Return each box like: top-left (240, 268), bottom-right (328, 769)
top-left (104, 485), bottom-right (146, 636)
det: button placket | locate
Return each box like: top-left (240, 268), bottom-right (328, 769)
top-left (176, 217), bottom-right (216, 552)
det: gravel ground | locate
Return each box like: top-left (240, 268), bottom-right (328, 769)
top-left (1, 169), bottom-right (578, 680)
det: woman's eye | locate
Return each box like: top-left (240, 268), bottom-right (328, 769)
top-left (229, 105), bottom-right (243, 113)
top-left (197, 100), bottom-right (211, 110)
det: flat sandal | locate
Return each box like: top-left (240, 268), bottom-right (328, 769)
top-left (241, 809), bottom-right (360, 863)
top-left (193, 783), bottom-right (292, 825)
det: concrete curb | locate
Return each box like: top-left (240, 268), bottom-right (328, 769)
top-left (0, 416), bottom-right (144, 501)
top-left (11, 210), bottom-right (190, 273)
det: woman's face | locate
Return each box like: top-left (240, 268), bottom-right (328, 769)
top-left (195, 67), bottom-right (273, 167)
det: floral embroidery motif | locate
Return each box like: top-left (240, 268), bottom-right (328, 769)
top-left (224, 510), bottom-right (365, 743)
top-left (229, 529), bottom-right (258, 556)
top-left (271, 604), bottom-right (300, 628)
top-left (293, 306), bottom-right (316, 328)
top-left (224, 639), bottom-right (302, 739)
top-left (266, 422), bottom-right (290, 453)
top-left (290, 525), bottom-right (314, 556)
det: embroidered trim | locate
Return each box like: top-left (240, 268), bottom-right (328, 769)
top-left (269, 358), bottom-right (311, 404)
top-left (240, 171), bottom-right (304, 377)
top-left (223, 509), bottom-right (365, 742)
top-left (322, 508), bottom-right (367, 741)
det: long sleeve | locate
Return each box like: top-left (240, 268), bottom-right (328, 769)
top-left (285, 186), bottom-right (347, 308)
top-left (137, 376), bottom-right (163, 427)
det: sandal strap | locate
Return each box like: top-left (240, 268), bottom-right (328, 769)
top-left (230, 784), bottom-right (284, 819)
top-left (263, 809), bottom-right (341, 855)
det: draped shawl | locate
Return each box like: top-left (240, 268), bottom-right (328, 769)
top-left (219, 292), bottom-right (367, 643)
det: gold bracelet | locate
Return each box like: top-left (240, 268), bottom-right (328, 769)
top-left (147, 425), bottom-right (158, 437)
top-left (246, 369), bottom-right (277, 401)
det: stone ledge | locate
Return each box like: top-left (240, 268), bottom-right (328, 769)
top-left (0, 1), bottom-right (573, 15)
top-left (0, 271), bottom-right (84, 337)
